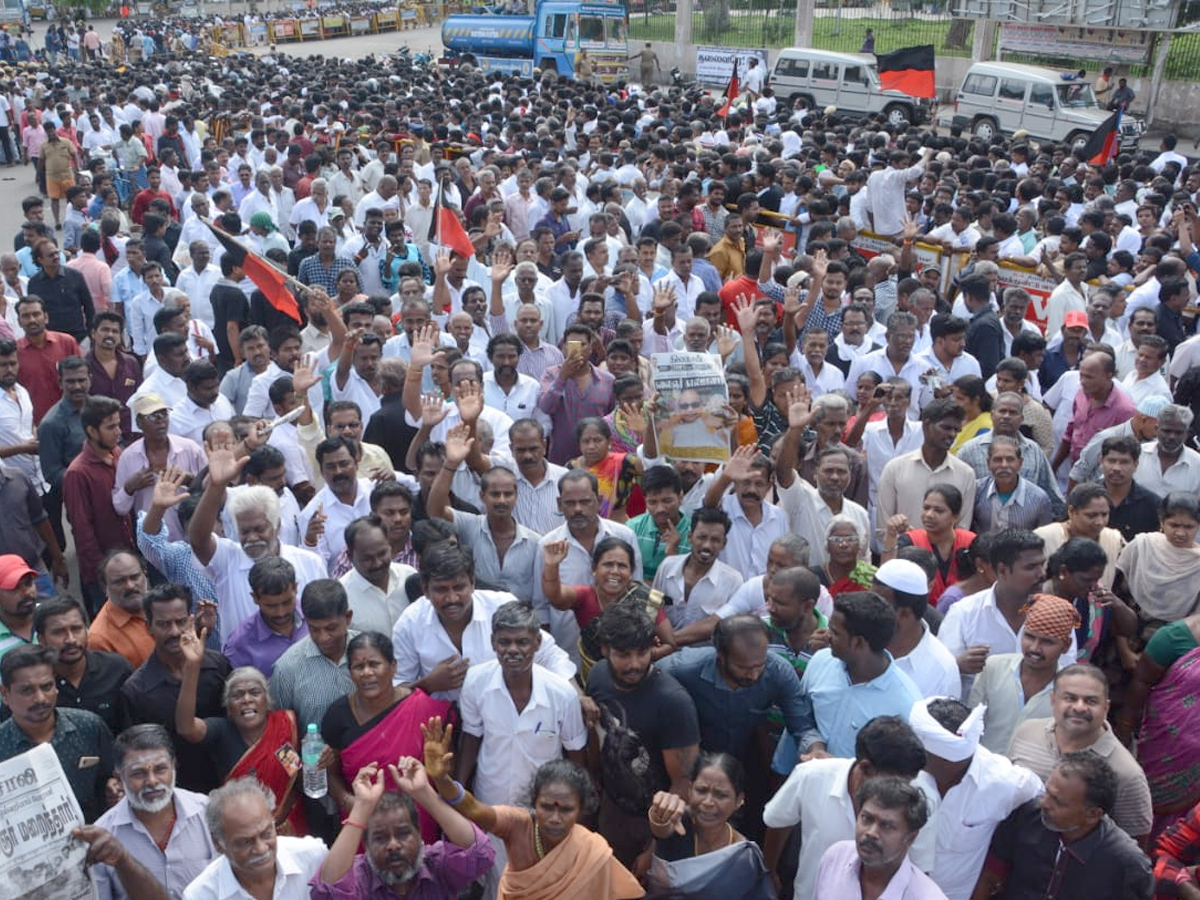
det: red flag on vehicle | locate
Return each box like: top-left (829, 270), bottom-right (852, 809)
top-left (436, 187), bottom-right (477, 261)
top-left (1081, 110), bottom-right (1122, 166)
top-left (717, 58), bottom-right (739, 118)
top-left (875, 45), bottom-right (936, 99)
top-left (205, 221), bottom-right (302, 324)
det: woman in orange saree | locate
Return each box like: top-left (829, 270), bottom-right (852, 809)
top-left (175, 656), bottom-right (307, 834)
top-left (320, 632), bottom-right (452, 842)
top-left (422, 717), bottom-right (643, 900)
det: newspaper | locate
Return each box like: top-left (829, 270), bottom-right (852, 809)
top-left (0, 743), bottom-right (96, 900)
top-left (650, 352), bottom-right (732, 465)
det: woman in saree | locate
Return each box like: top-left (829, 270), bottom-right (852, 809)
top-left (645, 753), bottom-right (775, 900)
top-left (175, 628), bottom-right (306, 835)
top-left (568, 417), bottom-right (642, 523)
top-left (542, 535), bottom-right (675, 672)
top-left (811, 515), bottom-right (877, 598)
top-left (422, 717), bottom-right (643, 900)
top-left (320, 631), bottom-right (452, 841)
top-left (1114, 492), bottom-right (1200, 645)
top-left (881, 484), bottom-right (975, 606)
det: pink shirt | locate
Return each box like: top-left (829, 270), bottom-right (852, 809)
top-left (813, 841), bottom-right (948, 900)
top-left (1065, 383), bottom-right (1136, 461)
top-left (21, 124), bottom-right (45, 159)
top-left (68, 251), bottom-right (113, 311)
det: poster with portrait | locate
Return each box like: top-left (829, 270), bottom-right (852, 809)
top-left (0, 744), bottom-right (94, 900)
top-left (651, 352), bottom-right (732, 464)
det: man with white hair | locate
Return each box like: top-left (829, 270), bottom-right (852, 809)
top-left (184, 777), bottom-right (328, 900)
top-left (237, 170), bottom-right (277, 227)
top-left (94, 724), bottom-right (218, 900)
top-left (908, 697), bottom-right (1044, 900)
top-left (187, 446), bottom-right (326, 641)
top-left (289, 178), bottom-right (331, 232)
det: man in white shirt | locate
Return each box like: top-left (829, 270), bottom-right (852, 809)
top-left (174, 243), bottom-right (220, 330)
top-left (702, 445), bottom-right (790, 578)
top-left (867, 148), bottom-right (932, 239)
top-left (297, 437), bottom-right (373, 569)
top-left (392, 543), bottom-right (576, 701)
top-left (338, 516), bottom-right (416, 635)
top-left (169, 360), bottom-right (236, 445)
top-left (907, 697), bottom-right (1044, 900)
top-left (651, 506), bottom-right (744, 628)
top-left (763, 715), bottom-right (938, 900)
top-left (183, 778), bottom-right (328, 900)
top-left (873, 559), bottom-right (960, 699)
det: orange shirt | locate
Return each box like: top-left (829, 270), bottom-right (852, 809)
top-left (88, 601), bottom-right (153, 668)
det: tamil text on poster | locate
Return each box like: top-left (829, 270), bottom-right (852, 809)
top-left (651, 352), bottom-right (732, 464)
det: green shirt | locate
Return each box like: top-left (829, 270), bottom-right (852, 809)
top-left (0, 618), bottom-right (32, 663)
top-left (765, 609), bottom-right (829, 674)
top-left (627, 510), bottom-right (692, 583)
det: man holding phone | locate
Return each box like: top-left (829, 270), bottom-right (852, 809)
top-left (538, 323), bottom-right (615, 465)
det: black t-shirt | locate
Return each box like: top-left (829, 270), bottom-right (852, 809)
top-left (249, 290), bottom-right (305, 334)
top-left (211, 282), bottom-right (250, 366)
top-left (200, 716), bottom-right (251, 777)
top-left (586, 661), bottom-right (700, 815)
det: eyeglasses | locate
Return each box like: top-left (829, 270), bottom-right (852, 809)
top-left (828, 535), bottom-right (860, 546)
top-left (678, 402), bottom-right (703, 411)
top-left (140, 409), bottom-right (169, 421)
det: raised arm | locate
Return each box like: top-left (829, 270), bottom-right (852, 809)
top-left (403, 323), bottom-right (440, 422)
top-left (775, 386), bottom-right (813, 489)
top-left (732, 294), bottom-right (767, 408)
top-left (188, 445), bottom-right (248, 566)
top-left (423, 717), bottom-right (499, 834)
top-left (390, 754), bottom-right (478, 848)
top-left (540, 539), bottom-right (581, 610)
top-left (702, 443), bottom-right (757, 509)
top-left (429, 424), bottom-right (472, 522)
top-left (404, 393), bottom-right (448, 474)
top-left (173, 626), bottom-right (209, 743)
top-left (335, 326), bottom-right (364, 391)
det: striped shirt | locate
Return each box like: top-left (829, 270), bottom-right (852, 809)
top-left (269, 631), bottom-right (361, 731)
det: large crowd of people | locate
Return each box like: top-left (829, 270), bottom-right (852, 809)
top-left (1, 29), bottom-right (1199, 900)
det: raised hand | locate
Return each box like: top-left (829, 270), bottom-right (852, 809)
top-left (434, 249), bottom-right (452, 278)
top-left (420, 392), bottom-right (449, 427)
top-left (732, 293), bottom-right (759, 335)
top-left (783, 284), bottom-right (803, 316)
top-left (716, 325), bottom-right (739, 358)
top-left (291, 354), bottom-right (323, 395)
top-left (648, 791), bottom-right (688, 836)
top-left (810, 248), bottom-right (828, 281)
top-left (178, 623), bottom-right (205, 667)
top-left (455, 380), bottom-right (484, 424)
top-left (444, 423), bottom-right (474, 467)
top-left (761, 229), bottom-right (783, 255)
top-left (490, 256), bottom-right (514, 284)
top-left (542, 538), bottom-right (570, 567)
top-left (652, 283), bottom-right (677, 315)
top-left (619, 400), bottom-right (645, 435)
top-left (786, 385), bottom-right (812, 430)
top-left (902, 216), bottom-right (921, 242)
top-left (351, 763), bottom-right (386, 806)
top-left (151, 466), bottom-right (190, 510)
top-left (722, 442), bottom-right (761, 483)
top-left (206, 446), bottom-right (249, 488)
top-left (410, 323), bottom-right (439, 369)
top-left (420, 716), bottom-right (456, 782)
top-left (884, 514), bottom-right (911, 541)
top-left (195, 600), bottom-right (218, 637)
top-left (388, 756), bottom-right (433, 798)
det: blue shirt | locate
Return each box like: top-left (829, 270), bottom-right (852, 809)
top-left (223, 612), bottom-right (309, 679)
top-left (657, 646), bottom-right (813, 760)
top-left (799, 648), bottom-right (923, 757)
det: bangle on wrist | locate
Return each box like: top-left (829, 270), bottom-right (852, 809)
top-left (341, 818), bottom-right (368, 830)
top-left (446, 780), bottom-right (466, 806)
top-left (442, 464), bottom-right (458, 472)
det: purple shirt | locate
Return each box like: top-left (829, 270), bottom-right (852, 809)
top-left (309, 823), bottom-right (495, 900)
top-left (222, 613), bottom-right (309, 679)
top-left (537, 363), bottom-right (615, 464)
top-left (813, 841), bottom-right (948, 900)
top-left (1064, 384), bottom-right (1136, 461)
top-left (111, 434), bottom-right (207, 540)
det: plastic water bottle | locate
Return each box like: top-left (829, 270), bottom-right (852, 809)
top-left (301, 723), bottom-right (328, 799)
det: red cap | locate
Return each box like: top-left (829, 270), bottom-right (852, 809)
top-left (0, 554), bottom-right (37, 590)
top-left (1063, 310), bottom-right (1088, 329)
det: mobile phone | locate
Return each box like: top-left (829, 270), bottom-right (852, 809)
top-left (873, 386), bottom-right (890, 399)
top-left (566, 340), bottom-right (584, 357)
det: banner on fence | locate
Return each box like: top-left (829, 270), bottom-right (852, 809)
top-left (351, 15), bottom-right (373, 32)
top-left (0, 744), bottom-right (93, 900)
top-left (997, 23), bottom-right (1153, 65)
top-left (272, 18), bottom-right (298, 38)
top-left (850, 229), bottom-right (949, 295)
top-left (695, 46), bottom-right (769, 87)
top-left (299, 17), bottom-right (322, 36)
top-left (650, 352), bottom-right (732, 464)
top-left (996, 262), bottom-right (1063, 334)
top-left (377, 9), bottom-right (400, 27)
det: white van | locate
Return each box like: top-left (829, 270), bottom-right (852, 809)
top-left (952, 62), bottom-right (1144, 150)
top-left (770, 48), bottom-right (931, 127)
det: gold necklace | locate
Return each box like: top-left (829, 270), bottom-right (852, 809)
top-left (693, 822), bottom-right (733, 856)
top-left (534, 822), bottom-right (546, 859)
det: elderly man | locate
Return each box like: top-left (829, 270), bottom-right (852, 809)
top-left (1008, 663), bottom-right (1152, 847)
top-left (184, 777), bottom-right (329, 900)
top-left (1051, 351), bottom-right (1136, 472)
top-left (958, 391), bottom-right (1065, 518)
top-left (873, 559), bottom-right (960, 700)
top-left (392, 543), bottom-right (575, 701)
top-left (188, 446), bottom-right (326, 642)
top-left (313, 760), bottom-right (494, 900)
top-left (908, 697), bottom-right (1045, 900)
top-left (972, 435), bottom-right (1056, 533)
top-left (88, 550), bottom-right (154, 667)
top-left (764, 716), bottom-right (937, 900)
top-left (811, 776), bottom-right (947, 900)
top-left (94, 724), bottom-right (217, 900)
top-left (974, 753), bottom-right (1153, 900)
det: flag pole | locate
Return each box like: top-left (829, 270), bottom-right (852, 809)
top-left (206, 219), bottom-right (310, 296)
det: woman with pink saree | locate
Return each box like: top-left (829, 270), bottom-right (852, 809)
top-left (320, 631), bottom-right (452, 842)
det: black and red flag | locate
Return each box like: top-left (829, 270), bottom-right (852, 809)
top-left (1081, 110), bottom-right (1122, 166)
top-left (717, 58), bottom-right (739, 118)
top-left (205, 221), bottom-right (302, 324)
top-left (429, 174), bottom-right (477, 261)
top-left (875, 45), bottom-right (936, 99)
